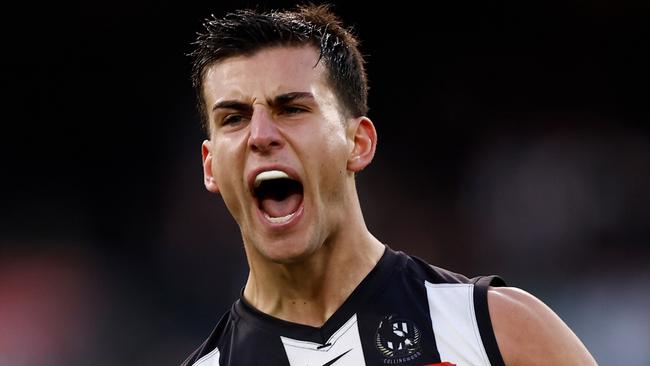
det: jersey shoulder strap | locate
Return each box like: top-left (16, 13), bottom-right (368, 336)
top-left (404, 252), bottom-right (506, 366)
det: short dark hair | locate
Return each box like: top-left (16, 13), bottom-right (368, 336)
top-left (189, 3), bottom-right (369, 134)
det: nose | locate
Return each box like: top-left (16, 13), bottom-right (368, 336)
top-left (247, 107), bottom-right (283, 154)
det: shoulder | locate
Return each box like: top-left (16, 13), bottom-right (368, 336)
top-left (487, 286), bottom-right (597, 366)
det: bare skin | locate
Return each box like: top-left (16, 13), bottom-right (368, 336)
top-left (244, 231), bottom-right (385, 326)
top-left (201, 45), bottom-right (597, 361)
top-left (489, 287), bottom-right (598, 365)
top-left (201, 46), bottom-right (384, 327)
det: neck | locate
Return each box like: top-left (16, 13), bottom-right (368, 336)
top-left (242, 218), bottom-right (385, 327)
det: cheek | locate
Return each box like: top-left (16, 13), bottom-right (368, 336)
top-left (212, 143), bottom-right (246, 214)
top-left (311, 120), bottom-right (349, 155)
top-left (310, 127), bottom-right (350, 194)
top-left (323, 126), bottom-right (351, 169)
top-left (215, 172), bottom-right (246, 221)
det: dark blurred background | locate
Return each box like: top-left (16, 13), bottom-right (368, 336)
top-left (1, 0), bottom-right (649, 364)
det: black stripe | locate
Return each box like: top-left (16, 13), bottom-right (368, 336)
top-left (473, 275), bottom-right (506, 366)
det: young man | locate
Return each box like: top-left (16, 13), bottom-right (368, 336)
top-left (182, 4), bottom-right (596, 366)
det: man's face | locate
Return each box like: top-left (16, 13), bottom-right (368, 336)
top-left (201, 46), bottom-right (358, 263)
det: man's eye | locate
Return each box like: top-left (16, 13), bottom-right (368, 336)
top-left (222, 114), bottom-right (246, 126)
top-left (280, 106), bottom-right (306, 115)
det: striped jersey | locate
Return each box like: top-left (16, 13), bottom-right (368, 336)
top-left (180, 246), bottom-right (506, 366)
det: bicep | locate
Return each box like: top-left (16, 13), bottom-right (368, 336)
top-left (488, 286), bottom-right (597, 366)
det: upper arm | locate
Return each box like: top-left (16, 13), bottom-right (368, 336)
top-left (488, 286), bottom-right (597, 366)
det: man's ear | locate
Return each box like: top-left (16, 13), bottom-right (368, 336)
top-left (202, 140), bottom-right (220, 193)
top-left (347, 116), bottom-right (377, 172)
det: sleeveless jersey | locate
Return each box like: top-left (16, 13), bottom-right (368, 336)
top-left (180, 246), bottom-right (506, 366)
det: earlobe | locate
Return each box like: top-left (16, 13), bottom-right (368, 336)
top-left (202, 140), bottom-right (220, 193)
top-left (347, 117), bottom-right (377, 172)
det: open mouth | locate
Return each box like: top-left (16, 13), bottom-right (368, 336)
top-left (253, 170), bottom-right (304, 224)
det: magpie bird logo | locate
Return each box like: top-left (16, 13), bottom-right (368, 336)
top-left (375, 314), bottom-right (422, 360)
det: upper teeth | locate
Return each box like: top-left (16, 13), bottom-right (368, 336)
top-left (254, 170), bottom-right (290, 188)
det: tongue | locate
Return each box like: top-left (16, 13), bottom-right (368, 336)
top-left (260, 192), bottom-right (302, 218)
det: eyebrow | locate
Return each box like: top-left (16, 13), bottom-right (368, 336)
top-left (211, 99), bottom-right (252, 113)
top-left (270, 92), bottom-right (314, 107)
top-left (211, 92), bottom-right (315, 112)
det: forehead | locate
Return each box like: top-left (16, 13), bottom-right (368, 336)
top-left (202, 46), bottom-right (330, 103)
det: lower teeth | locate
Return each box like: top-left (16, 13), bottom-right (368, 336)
top-left (265, 212), bottom-right (295, 224)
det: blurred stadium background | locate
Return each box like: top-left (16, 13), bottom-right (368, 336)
top-left (1, 1), bottom-right (649, 364)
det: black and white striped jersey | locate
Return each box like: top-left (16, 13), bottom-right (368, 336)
top-left (180, 246), bottom-right (506, 366)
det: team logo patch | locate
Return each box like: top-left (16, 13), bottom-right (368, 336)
top-left (375, 314), bottom-right (422, 363)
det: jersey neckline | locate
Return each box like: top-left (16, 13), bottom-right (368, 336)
top-left (233, 245), bottom-right (403, 343)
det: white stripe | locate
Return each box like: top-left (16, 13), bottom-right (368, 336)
top-left (280, 314), bottom-right (366, 365)
top-left (425, 281), bottom-right (491, 366)
top-left (193, 347), bottom-right (220, 366)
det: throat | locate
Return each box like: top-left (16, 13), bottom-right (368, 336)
top-left (244, 254), bottom-right (343, 327)
top-left (246, 285), bottom-right (338, 328)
